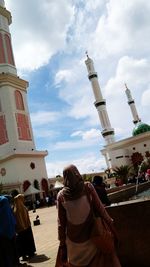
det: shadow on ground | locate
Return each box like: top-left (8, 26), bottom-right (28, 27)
top-left (19, 263), bottom-right (34, 267)
top-left (28, 254), bottom-right (50, 263)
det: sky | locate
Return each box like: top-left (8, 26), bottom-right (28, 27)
top-left (5, 0), bottom-right (150, 177)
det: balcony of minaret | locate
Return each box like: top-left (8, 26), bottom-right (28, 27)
top-left (0, 5), bottom-right (12, 25)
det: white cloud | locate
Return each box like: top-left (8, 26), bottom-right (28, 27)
top-left (33, 128), bottom-right (57, 138)
top-left (55, 69), bottom-right (74, 85)
top-left (89, 0), bottom-right (150, 59)
top-left (71, 128), bottom-right (100, 140)
top-left (51, 138), bottom-right (101, 151)
top-left (46, 152), bottom-right (106, 177)
top-left (6, 0), bottom-right (74, 71)
top-left (30, 111), bottom-right (60, 126)
top-left (105, 56), bottom-right (150, 97)
top-left (142, 88), bottom-right (150, 106)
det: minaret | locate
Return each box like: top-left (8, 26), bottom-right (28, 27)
top-left (85, 54), bottom-right (115, 144)
top-left (0, 0), bottom-right (16, 75)
top-left (0, 1), bottom-right (48, 194)
top-left (125, 84), bottom-right (141, 124)
top-left (0, 1), bottom-right (35, 152)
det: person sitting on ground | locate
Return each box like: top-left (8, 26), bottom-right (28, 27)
top-left (92, 175), bottom-right (111, 206)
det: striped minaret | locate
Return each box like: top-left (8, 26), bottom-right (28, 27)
top-left (0, 0), bottom-right (48, 194)
top-left (85, 55), bottom-right (115, 144)
top-left (125, 84), bottom-right (141, 124)
top-left (0, 0), bottom-right (16, 75)
top-left (0, 1), bottom-right (35, 151)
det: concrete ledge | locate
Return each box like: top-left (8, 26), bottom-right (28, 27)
top-left (107, 198), bottom-right (150, 267)
top-left (108, 181), bottom-right (150, 203)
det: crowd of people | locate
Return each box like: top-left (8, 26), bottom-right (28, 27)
top-left (0, 165), bottom-right (121, 267)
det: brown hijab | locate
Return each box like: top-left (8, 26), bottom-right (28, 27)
top-left (13, 194), bottom-right (31, 232)
top-left (62, 164), bottom-right (84, 200)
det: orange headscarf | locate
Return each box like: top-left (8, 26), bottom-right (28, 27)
top-left (13, 194), bottom-right (31, 233)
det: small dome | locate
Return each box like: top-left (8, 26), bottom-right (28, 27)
top-left (132, 122), bottom-right (150, 136)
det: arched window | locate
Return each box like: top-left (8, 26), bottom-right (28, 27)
top-left (34, 180), bottom-right (39, 190)
top-left (4, 34), bottom-right (15, 65)
top-left (23, 180), bottom-right (31, 192)
top-left (41, 178), bottom-right (48, 196)
top-left (16, 113), bottom-right (32, 140)
top-left (0, 33), bottom-right (5, 63)
top-left (15, 90), bottom-right (24, 110)
top-left (0, 115), bottom-right (9, 145)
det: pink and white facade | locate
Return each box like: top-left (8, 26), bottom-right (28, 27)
top-left (0, 0), bottom-right (48, 195)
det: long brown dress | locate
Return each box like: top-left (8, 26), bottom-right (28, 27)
top-left (13, 194), bottom-right (36, 259)
top-left (56, 164), bottom-right (121, 267)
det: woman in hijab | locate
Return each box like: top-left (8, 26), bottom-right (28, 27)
top-left (0, 195), bottom-right (19, 267)
top-left (55, 164), bottom-right (121, 267)
top-left (13, 194), bottom-right (36, 261)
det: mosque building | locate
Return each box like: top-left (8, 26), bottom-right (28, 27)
top-left (0, 0), bottom-right (49, 195)
top-left (85, 55), bottom-right (150, 171)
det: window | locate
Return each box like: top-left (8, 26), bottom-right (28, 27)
top-left (15, 90), bottom-right (25, 110)
top-left (16, 113), bottom-right (32, 141)
top-left (30, 162), bottom-right (35, 169)
top-left (0, 33), bottom-right (5, 63)
top-left (0, 115), bottom-right (9, 145)
top-left (4, 34), bottom-right (15, 65)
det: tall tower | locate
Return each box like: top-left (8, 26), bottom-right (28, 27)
top-left (85, 55), bottom-right (115, 144)
top-left (125, 84), bottom-right (141, 124)
top-left (0, 0), bottom-right (48, 195)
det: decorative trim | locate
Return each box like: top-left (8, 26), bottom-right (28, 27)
top-left (102, 130), bottom-right (114, 137)
top-left (0, 6), bottom-right (12, 25)
top-left (0, 73), bottom-right (28, 90)
top-left (128, 100), bottom-right (134, 104)
top-left (88, 73), bottom-right (98, 80)
top-left (133, 119), bottom-right (141, 124)
top-left (94, 101), bottom-right (106, 107)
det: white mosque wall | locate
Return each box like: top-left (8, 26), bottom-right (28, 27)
top-left (0, 156), bottom-right (48, 189)
top-left (109, 149), bottom-right (131, 169)
top-left (102, 132), bottom-right (150, 169)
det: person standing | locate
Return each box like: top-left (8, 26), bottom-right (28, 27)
top-left (92, 175), bottom-right (111, 206)
top-left (0, 195), bottom-right (19, 267)
top-left (13, 194), bottom-right (36, 261)
top-left (55, 164), bottom-right (121, 267)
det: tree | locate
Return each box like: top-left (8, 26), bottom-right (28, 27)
top-left (113, 165), bottom-right (132, 184)
top-left (131, 152), bottom-right (144, 173)
top-left (139, 156), bottom-right (150, 174)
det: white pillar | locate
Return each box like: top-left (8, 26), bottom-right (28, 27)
top-left (125, 84), bottom-right (141, 124)
top-left (85, 55), bottom-right (115, 144)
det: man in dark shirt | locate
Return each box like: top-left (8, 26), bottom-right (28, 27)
top-left (92, 176), bottom-right (111, 206)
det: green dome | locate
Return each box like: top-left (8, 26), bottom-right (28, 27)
top-left (132, 122), bottom-right (150, 136)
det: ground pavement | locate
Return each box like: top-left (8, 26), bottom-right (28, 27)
top-left (22, 206), bottom-right (59, 267)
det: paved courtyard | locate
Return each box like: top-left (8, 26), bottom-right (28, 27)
top-left (22, 206), bottom-right (59, 267)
